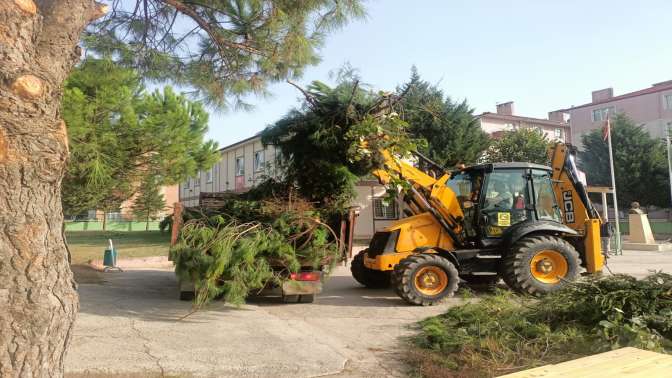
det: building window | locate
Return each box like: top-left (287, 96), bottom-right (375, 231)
top-left (254, 150), bottom-right (265, 172)
top-left (665, 94), bottom-right (672, 110)
top-left (184, 179), bottom-right (190, 189)
top-left (194, 172), bottom-right (200, 187)
top-left (554, 128), bottom-right (563, 140)
top-left (205, 167), bottom-right (213, 183)
top-left (592, 106), bottom-right (614, 122)
top-left (235, 157), bottom-right (245, 176)
top-left (373, 197), bottom-right (398, 220)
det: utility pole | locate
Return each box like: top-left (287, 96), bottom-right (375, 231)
top-left (606, 116), bottom-right (621, 254)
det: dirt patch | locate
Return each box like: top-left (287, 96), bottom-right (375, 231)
top-left (71, 265), bottom-right (106, 284)
top-left (66, 373), bottom-right (186, 378)
top-left (88, 255), bottom-right (172, 271)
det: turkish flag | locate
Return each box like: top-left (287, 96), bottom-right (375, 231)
top-left (602, 118), bottom-right (610, 142)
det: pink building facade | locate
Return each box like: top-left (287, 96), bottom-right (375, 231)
top-left (551, 81), bottom-right (672, 147)
top-left (477, 101), bottom-right (570, 142)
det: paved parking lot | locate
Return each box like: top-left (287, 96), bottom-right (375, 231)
top-left (65, 249), bottom-right (672, 378)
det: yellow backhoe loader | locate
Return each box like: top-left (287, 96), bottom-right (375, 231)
top-left (351, 143), bottom-right (604, 305)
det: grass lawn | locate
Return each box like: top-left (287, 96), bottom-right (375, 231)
top-left (66, 231), bottom-right (171, 265)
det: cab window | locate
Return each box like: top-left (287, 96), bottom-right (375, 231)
top-left (446, 172), bottom-right (479, 208)
top-left (532, 169), bottom-right (561, 222)
top-left (481, 169), bottom-right (530, 237)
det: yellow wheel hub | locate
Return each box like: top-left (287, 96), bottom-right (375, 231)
top-left (529, 250), bottom-right (568, 284)
top-left (414, 266), bottom-right (448, 296)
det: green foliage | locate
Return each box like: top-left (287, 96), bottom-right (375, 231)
top-left (86, 1), bottom-right (365, 109)
top-left (170, 198), bottom-right (339, 306)
top-left (482, 128), bottom-right (552, 164)
top-left (61, 58), bottom-right (219, 215)
top-left (131, 177), bottom-right (167, 230)
top-left (579, 113), bottom-right (669, 207)
top-left (399, 67), bottom-right (490, 166)
top-left (261, 78), bottom-right (421, 215)
top-left (412, 273), bottom-right (672, 377)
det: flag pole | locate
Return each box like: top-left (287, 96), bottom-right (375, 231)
top-left (606, 116), bottom-right (621, 254)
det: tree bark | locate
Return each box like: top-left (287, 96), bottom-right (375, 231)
top-left (0, 1), bottom-right (96, 376)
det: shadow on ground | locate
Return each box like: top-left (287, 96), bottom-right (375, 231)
top-left (75, 264), bottom-right (497, 323)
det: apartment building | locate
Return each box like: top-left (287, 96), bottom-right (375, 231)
top-left (179, 134), bottom-right (400, 240)
top-left (478, 101), bottom-right (570, 142)
top-left (179, 134), bottom-right (280, 207)
top-left (551, 80), bottom-right (672, 147)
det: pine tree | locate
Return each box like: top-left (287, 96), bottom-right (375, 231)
top-left (0, 2), bottom-right (364, 373)
top-left (399, 67), bottom-right (490, 167)
top-left (580, 113), bottom-right (669, 207)
top-left (132, 179), bottom-right (167, 231)
top-left (482, 128), bottom-right (551, 164)
top-left (61, 58), bottom-right (219, 217)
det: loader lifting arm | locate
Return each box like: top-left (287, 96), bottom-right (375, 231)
top-left (371, 149), bottom-right (466, 247)
top-left (548, 143), bottom-right (604, 273)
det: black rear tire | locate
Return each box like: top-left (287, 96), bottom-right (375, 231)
top-left (501, 235), bottom-right (579, 296)
top-left (350, 249), bottom-right (391, 288)
top-left (393, 253), bottom-right (459, 306)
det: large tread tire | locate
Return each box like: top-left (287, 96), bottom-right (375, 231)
top-left (393, 254), bottom-right (459, 306)
top-left (501, 235), bottom-right (579, 296)
top-left (350, 249), bottom-right (391, 288)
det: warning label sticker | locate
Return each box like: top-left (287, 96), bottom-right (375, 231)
top-left (497, 212), bottom-right (511, 227)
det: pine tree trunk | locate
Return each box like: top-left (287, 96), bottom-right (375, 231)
top-left (102, 211), bottom-right (107, 231)
top-left (146, 213), bottom-right (150, 231)
top-left (0, 1), bottom-right (97, 376)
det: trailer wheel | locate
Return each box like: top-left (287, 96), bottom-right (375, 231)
top-left (350, 249), bottom-right (390, 288)
top-left (179, 291), bottom-right (195, 301)
top-left (282, 294), bottom-right (299, 303)
top-left (393, 253), bottom-right (459, 306)
top-left (298, 294), bottom-right (315, 303)
top-left (501, 235), bottom-right (579, 296)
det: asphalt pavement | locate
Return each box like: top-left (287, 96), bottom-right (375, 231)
top-left (64, 249), bottom-right (672, 378)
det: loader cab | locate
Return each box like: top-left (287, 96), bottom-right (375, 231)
top-left (448, 163), bottom-right (562, 246)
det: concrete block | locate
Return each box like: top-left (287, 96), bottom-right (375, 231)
top-left (622, 242), bottom-right (672, 252)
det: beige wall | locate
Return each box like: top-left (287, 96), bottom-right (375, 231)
top-left (567, 88), bottom-right (672, 147)
top-left (116, 184), bottom-right (178, 220)
top-left (479, 117), bottom-right (569, 142)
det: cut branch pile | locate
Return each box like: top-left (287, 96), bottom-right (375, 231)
top-left (412, 273), bottom-right (672, 377)
top-left (170, 191), bottom-right (339, 307)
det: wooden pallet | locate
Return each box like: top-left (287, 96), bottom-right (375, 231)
top-left (499, 347), bottom-right (672, 378)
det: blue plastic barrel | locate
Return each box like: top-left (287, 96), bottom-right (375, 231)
top-left (103, 248), bottom-right (117, 267)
